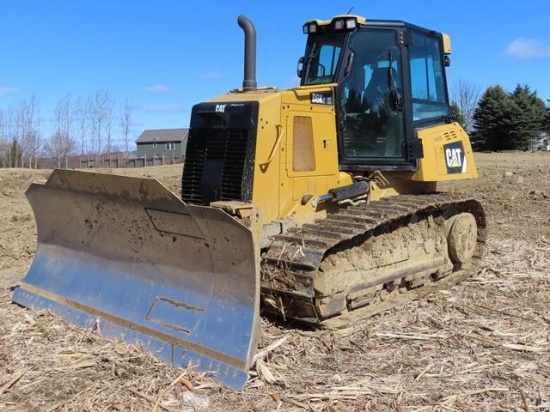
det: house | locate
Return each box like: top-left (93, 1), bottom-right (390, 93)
top-left (135, 128), bottom-right (189, 159)
top-left (534, 132), bottom-right (550, 151)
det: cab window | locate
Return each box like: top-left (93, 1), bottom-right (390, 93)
top-left (338, 29), bottom-right (405, 159)
top-left (409, 32), bottom-right (449, 122)
top-left (301, 33), bottom-right (346, 85)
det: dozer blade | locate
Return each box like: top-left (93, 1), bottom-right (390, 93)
top-left (12, 169), bottom-right (260, 390)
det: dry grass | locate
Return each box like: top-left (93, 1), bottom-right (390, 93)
top-left (2, 236), bottom-right (548, 411)
top-left (1, 155), bottom-right (550, 411)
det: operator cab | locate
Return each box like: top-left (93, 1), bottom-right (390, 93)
top-left (298, 16), bottom-right (452, 171)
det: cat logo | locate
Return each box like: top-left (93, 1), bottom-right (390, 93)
top-left (215, 104), bottom-right (226, 113)
top-left (444, 141), bottom-right (467, 174)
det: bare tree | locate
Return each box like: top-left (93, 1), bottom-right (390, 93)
top-left (90, 89), bottom-right (114, 160)
top-left (0, 110), bottom-right (7, 167)
top-left (104, 95), bottom-right (114, 156)
top-left (120, 98), bottom-right (134, 160)
top-left (25, 96), bottom-right (41, 168)
top-left (14, 103), bottom-right (26, 167)
top-left (90, 93), bottom-right (100, 158)
top-left (44, 131), bottom-right (77, 168)
top-left (452, 79), bottom-right (481, 132)
top-left (1, 106), bottom-right (17, 167)
top-left (57, 94), bottom-right (74, 139)
top-left (4, 104), bottom-right (22, 167)
top-left (45, 94), bottom-right (76, 168)
top-left (75, 95), bottom-right (92, 158)
top-left (13, 96), bottom-right (41, 168)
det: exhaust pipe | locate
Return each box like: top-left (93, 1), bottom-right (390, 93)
top-left (237, 15), bottom-right (257, 91)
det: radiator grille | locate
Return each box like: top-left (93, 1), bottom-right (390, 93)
top-left (182, 128), bottom-right (250, 204)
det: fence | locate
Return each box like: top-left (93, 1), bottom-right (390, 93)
top-left (79, 155), bottom-right (184, 169)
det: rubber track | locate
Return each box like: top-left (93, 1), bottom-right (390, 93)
top-left (260, 193), bottom-right (487, 325)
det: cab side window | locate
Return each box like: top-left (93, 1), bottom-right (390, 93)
top-left (409, 32), bottom-right (449, 122)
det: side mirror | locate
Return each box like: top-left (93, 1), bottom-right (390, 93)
top-left (297, 57), bottom-right (305, 78)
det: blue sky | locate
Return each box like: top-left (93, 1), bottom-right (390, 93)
top-left (1, 1), bottom-right (549, 147)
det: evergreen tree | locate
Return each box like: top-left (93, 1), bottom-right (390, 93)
top-left (473, 85), bottom-right (547, 151)
top-left (472, 85), bottom-right (512, 150)
top-left (450, 101), bottom-right (466, 128)
top-left (507, 85), bottom-right (547, 150)
top-left (9, 137), bottom-right (23, 168)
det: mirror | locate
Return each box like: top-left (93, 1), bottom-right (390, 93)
top-left (297, 56), bottom-right (305, 78)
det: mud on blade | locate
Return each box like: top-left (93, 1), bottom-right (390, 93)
top-left (12, 169), bottom-right (260, 390)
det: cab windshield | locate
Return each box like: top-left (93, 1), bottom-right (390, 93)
top-left (300, 32), bottom-right (347, 85)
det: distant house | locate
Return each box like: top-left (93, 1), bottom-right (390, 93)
top-left (135, 128), bottom-right (189, 159)
top-left (534, 132), bottom-right (549, 151)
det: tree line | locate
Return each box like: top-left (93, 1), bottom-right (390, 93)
top-left (2, 81), bottom-right (548, 169)
top-left (0, 89), bottom-right (134, 168)
top-left (451, 81), bottom-right (550, 152)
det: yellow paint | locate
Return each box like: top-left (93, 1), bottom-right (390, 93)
top-left (441, 33), bottom-right (452, 54)
top-left (202, 88), bottom-right (477, 227)
top-left (412, 122), bottom-right (478, 182)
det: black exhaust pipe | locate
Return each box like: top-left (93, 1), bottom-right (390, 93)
top-left (237, 15), bottom-right (257, 91)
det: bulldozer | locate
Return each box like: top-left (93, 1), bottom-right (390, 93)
top-left (13, 15), bottom-right (486, 390)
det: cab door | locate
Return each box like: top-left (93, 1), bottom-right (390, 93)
top-left (336, 27), bottom-right (409, 169)
top-left (278, 104), bottom-right (340, 217)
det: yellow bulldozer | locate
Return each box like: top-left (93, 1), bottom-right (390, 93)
top-left (13, 15), bottom-right (486, 390)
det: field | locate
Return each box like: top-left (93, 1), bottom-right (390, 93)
top-left (1, 152), bottom-right (549, 411)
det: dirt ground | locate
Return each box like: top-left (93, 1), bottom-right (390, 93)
top-left (0, 152), bottom-right (549, 411)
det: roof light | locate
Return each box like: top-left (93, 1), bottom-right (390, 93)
top-left (345, 18), bottom-right (357, 29)
top-left (333, 17), bottom-right (357, 31)
top-left (303, 23), bottom-right (317, 34)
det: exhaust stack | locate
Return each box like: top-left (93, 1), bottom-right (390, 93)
top-left (237, 15), bottom-right (257, 91)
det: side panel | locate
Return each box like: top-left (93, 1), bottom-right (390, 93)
top-left (249, 95), bottom-right (284, 224)
top-left (285, 111), bottom-right (335, 205)
top-left (411, 122), bottom-right (478, 182)
top-left (277, 89), bottom-right (350, 222)
top-left (285, 111), bottom-right (337, 179)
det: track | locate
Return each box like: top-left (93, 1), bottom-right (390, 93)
top-left (260, 193), bottom-right (487, 326)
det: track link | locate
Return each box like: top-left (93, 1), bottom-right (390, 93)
top-left (260, 193), bottom-right (487, 326)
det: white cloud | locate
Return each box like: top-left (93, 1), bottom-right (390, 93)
top-left (146, 105), bottom-right (186, 114)
top-left (503, 37), bottom-right (550, 60)
top-left (0, 86), bottom-right (18, 96)
top-left (145, 84), bottom-right (170, 93)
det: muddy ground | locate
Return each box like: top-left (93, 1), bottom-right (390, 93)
top-left (0, 152), bottom-right (549, 411)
